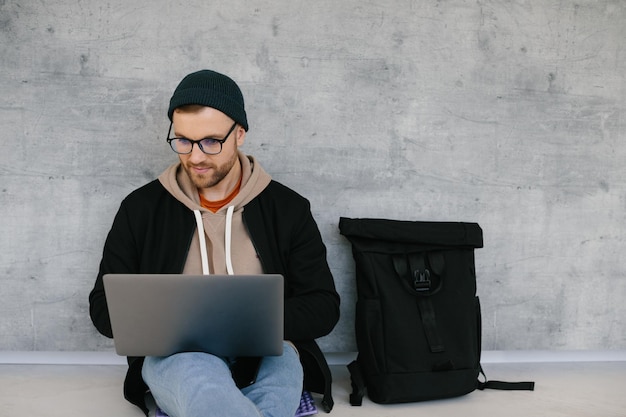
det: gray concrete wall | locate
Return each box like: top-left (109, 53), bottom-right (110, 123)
top-left (1, 0), bottom-right (624, 353)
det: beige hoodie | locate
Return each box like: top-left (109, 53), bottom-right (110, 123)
top-left (158, 151), bottom-right (272, 275)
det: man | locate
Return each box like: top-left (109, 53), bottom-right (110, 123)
top-left (89, 69), bottom-right (340, 417)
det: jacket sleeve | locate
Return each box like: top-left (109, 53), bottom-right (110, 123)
top-left (282, 205), bottom-right (340, 341)
top-left (89, 181), bottom-right (195, 338)
top-left (89, 199), bottom-right (141, 338)
top-left (245, 182), bottom-right (340, 342)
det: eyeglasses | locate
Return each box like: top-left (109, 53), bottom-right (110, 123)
top-left (166, 122), bottom-right (237, 155)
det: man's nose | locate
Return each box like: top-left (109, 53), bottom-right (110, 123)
top-left (188, 143), bottom-right (208, 162)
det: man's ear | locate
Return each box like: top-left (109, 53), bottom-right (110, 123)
top-left (235, 125), bottom-right (246, 146)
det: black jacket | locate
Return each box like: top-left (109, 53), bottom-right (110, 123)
top-left (89, 179), bottom-right (340, 414)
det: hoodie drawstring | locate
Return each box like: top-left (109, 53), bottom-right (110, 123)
top-left (193, 207), bottom-right (235, 276)
top-left (225, 205), bottom-right (235, 275)
top-left (194, 210), bottom-right (210, 275)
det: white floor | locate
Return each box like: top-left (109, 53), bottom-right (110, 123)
top-left (0, 356), bottom-right (625, 417)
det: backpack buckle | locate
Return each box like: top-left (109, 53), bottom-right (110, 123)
top-left (413, 269), bottom-right (431, 291)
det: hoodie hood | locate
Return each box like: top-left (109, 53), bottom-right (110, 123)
top-left (158, 152), bottom-right (271, 275)
top-left (158, 151), bottom-right (271, 213)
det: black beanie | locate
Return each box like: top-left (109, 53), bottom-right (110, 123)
top-left (168, 69), bottom-right (248, 131)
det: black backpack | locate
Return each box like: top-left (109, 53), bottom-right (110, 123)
top-left (339, 217), bottom-right (534, 405)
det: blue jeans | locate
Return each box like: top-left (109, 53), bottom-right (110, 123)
top-left (142, 342), bottom-right (303, 417)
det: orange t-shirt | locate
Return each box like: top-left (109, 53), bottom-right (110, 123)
top-left (198, 176), bottom-right (243, 213)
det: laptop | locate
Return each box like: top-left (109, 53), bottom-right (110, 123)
top-left (102, 273), bottom-right (284, 357)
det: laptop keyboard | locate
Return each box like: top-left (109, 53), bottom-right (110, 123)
top-left (155, 390), bottom-right (317, 416)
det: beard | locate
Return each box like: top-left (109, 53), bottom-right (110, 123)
top-left (182, 150), bottom-right (240, 190)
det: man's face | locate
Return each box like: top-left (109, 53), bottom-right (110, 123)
top-left (172, 107), bottom-right (246, 192)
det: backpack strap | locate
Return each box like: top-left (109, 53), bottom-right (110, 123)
top-left (347, 360), bottom-right (366, 406)
top-left (392, 253), bottom-right (445, 353)
top-left (477, 365), bottom-right (535, 391)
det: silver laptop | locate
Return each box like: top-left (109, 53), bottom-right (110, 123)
top-left (103, 274), bottom-right (284, 357)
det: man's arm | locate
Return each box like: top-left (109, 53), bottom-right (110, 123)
top-left (89, 202), bottom-right (140, 338)
top-left (244, 183), bottom-right (340, 342)
top-left (282, 208), bottom-right (340, 341)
